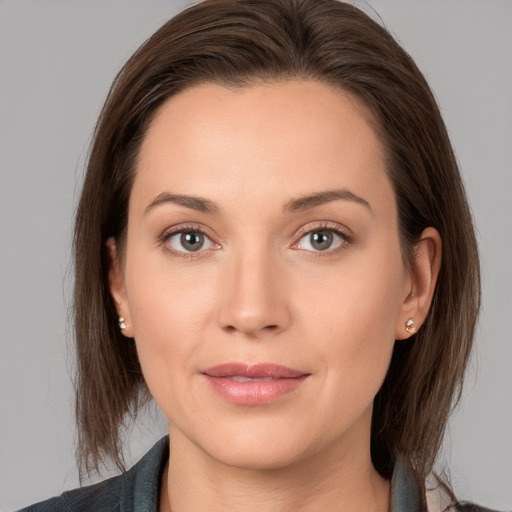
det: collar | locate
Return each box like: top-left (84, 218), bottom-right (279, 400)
top-left (391, 454), bottom-right (426, 512)
top-left (123, 437), bottom-right (425, 512)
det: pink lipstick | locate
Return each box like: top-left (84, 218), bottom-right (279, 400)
top-left (201, 363), bottom-right (309, 405)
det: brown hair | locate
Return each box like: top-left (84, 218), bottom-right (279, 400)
top-left (73, 0), bottom-right (480, 494)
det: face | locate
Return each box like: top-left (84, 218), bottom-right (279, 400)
top-left (110, 81), bottom-right (415, 470)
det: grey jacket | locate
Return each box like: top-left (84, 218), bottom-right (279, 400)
top-left (17, 437), bottom-right (501, 512)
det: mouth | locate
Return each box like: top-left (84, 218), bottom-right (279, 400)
top-left (201, 363), bottom-right (310, 405)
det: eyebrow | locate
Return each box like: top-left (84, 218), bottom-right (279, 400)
top-left (144, 188), bottom-right (372, 216)
top-left (283, 189), bottom-right (373, 214)
top-left (144, 192), bottom-right (220, 215)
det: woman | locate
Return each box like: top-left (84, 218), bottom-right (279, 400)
top-left (17, 0), bottom-right (502, 511)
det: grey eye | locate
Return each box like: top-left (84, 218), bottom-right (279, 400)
top-left (297, 229), bottom-right (345, 252)
top-left (167, 230), bottom-right (214, 253)
top-left (310, 231), bottom-right (333, 250)
top-left (181, 231), bottom-right (204, 251)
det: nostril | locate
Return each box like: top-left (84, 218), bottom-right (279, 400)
top-left (222, 323), bottom-right (280, 335)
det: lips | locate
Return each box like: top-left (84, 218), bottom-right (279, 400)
top-left (201, 363), bottom-right (309, 405)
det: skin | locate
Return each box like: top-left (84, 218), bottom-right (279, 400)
top-left (109, 81), bottom-right (441, 512)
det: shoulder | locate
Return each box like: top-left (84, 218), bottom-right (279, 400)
top-left (16, 475), bottom-right (123, 512)
top-left (426, 487), bottom-right (507, 512)
top-left (16, 436), bottom-right (169, 512)
top-left (452, 504), bottom-right (507, 512)
top-left (405, 461), bottom-right (507, 512)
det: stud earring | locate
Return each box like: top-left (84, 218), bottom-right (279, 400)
top-left (118, 316), bottom-right (129, 330)
top-left (405, 318), bottom-right (416, 334)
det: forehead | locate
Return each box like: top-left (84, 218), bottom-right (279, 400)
top-left (133, 80), bottom-right (394, 218)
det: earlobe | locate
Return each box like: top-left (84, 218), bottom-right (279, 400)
top-left (106, 237), bottom-right (133, 337)
top-left (395, 227), bottom-right (442, 339)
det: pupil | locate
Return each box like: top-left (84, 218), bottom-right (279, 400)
top-left (181, 231), bottom-right (204, 251)
top-left (311, 231), bottom-right (333, 250)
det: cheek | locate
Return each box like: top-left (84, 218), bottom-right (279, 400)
top-left (305, 244), bottom-right (403, 312)
top-left (122, 254), bottom-right (218, 396)
top-left (296, 246), bottom-right (405, 387)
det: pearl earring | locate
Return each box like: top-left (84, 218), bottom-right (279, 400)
top-left (118, 316), bottom-right (129, 330)
top-left (405, 318), bottom-right (416, 334)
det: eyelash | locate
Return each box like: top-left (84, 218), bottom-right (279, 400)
top-left (158, 221), bottom-right (352, 259)
top-left (159, 223), bottom-right (219, 260)
top-left (293, 221), bottom-right (352, 256)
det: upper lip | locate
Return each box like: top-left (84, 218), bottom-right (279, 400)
top-left (202, 363), bottom-right (308, 379)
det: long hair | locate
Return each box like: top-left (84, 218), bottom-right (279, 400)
top-left (73, 0), bottom-right (480, 491)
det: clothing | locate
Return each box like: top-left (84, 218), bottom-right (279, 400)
top-left (17, 436), bottom-right (501, 512)
top-left (18, 438), bottom-right (168, 512)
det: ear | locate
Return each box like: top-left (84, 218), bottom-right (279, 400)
top-left (395, 227), bottom-right (442, 340)
top-left (106, 237), bottom-right (133, 338)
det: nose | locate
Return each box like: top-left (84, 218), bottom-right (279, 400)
top-left (217, 248), bottom-right (291, 338)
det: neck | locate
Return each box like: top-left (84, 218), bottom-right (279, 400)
top-left (161, 424), bottom-right (390, 512)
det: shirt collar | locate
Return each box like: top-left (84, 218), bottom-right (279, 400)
top-left (391, 454), bottom-right (426, 512)
top-left (123, 437), bottom-right (425, 512)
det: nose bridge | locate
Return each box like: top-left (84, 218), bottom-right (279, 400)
top-left (218, 240), bottom-right (290, 336)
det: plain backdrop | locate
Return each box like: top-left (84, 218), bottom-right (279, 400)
top-left (0, 1), bottom-right (511, 510)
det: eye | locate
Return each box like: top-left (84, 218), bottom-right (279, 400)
top-left (296, 228), bottom-right (348, 252)
top-left (165, 229), bottom-right (217, 254)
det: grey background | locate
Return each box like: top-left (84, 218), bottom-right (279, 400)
top-left (0, 1), bottom-right (511, 510)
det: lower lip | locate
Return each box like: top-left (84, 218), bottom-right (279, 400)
top-left (203, 375), bottom-right (308, 405)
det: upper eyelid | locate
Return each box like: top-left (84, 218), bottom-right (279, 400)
top-left (294, 221), bottom-right (352, 239)
top-left (161, 223), bottom-right (217, 241)
top-left (291, 222), bottom-right (353, 254)
top-left (158, 223), bottom-right (219, 254)
top-left (160, 225), bottom-right (220, 257)
top-left (158, 221), bottom-right (352, 248)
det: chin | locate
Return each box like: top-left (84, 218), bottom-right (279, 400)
top-left (181, 419), bottom-right (317, 471)
top-left (208, 439), bottom-right (310, 471)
